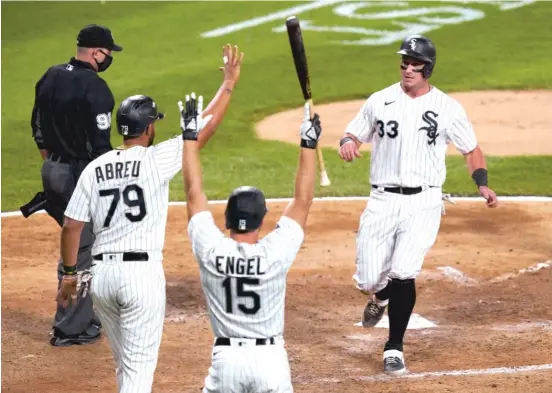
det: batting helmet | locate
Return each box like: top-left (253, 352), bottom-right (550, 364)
top-left (116, 95), bottom-right (165, 137)
top-left (225, 186), bottom-right (268, 232)
top-left (396, 35), bottom-right (436, 78)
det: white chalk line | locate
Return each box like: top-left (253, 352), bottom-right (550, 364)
top-left (298, 363), bottom-right (552, 384)
top-left (429, 261), bottom-right (552, 287)
top-left (2, 195), bottom-right (551, 218)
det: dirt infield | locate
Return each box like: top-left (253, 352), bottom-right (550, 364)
top-left (2, 199), bottom-right (552, 393)
top-left (256, 90), bottom-right (552, 156)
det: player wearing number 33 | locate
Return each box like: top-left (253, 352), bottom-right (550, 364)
top-left (339, 35), bottom-right (498, 375)
top-left (183, 102), bottom-right (322, 393)
top-left (57, 44), bottom-right (243, 393)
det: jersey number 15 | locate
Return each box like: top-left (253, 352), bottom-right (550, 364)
top-left (99, 185), bottom-right (146, 228)
top-left (222, 277), bottom-right (261, 315)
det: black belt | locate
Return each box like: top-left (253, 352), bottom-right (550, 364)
top-left (47, 152), bottom-right (71, 163)
top-left (93, 252), bottom-right (149, 261)
top-left (372, 185), bottom-right (437, 195)
top-left (48, 152), bottom-right (89, 163)
top-left (214, 337), bottom-right (276, 346)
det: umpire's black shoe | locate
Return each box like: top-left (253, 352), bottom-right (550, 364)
top-left (362, 296), bottom-right (387, 327)
top-left (50, 325), bottom-right (101, 347)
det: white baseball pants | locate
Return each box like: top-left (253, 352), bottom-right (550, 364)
top-left (202, 338), bottom-right (293, 393)
top-left (90, 255), bottom-right (166, 393)
top-left (353, 186), bottom-right (444, 294)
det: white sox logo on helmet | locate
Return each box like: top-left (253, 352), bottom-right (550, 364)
top-left (409, 38), bottom-right (417, 50)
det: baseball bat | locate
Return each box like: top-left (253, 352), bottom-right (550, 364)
top-left (285, 15), bottom-right (331, 187)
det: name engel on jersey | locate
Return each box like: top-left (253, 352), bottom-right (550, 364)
top-left (94, 160), bottom-right (141, 183)
top-left (215, 255), bottom-right (267, 276)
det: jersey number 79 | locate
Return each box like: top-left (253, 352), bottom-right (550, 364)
top-left (222, 277), bottom-right (261, 315)
top-left (99, 184), bottom-right (147, 228)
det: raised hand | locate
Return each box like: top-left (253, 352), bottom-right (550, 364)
top-left (220, 44), bottom-right (244, 86)
top-left (178, 92), bottom-right (213, 141)
top-left (300, 102), bottom-right (322, 149)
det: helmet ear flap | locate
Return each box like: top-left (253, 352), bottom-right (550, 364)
top-left (422, 61), bottom-right (435, 79)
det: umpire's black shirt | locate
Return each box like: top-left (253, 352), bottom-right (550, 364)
top-left (31, 57), bottom-right (114, 161)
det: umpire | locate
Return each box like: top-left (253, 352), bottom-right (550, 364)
top-left (30, 24), bottom-right (122, 347)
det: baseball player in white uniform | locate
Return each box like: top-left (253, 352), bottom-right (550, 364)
top-left (56, 44), bottom-right (244, 393)
top-left (338, 35), bottom-right (498, 374)
top-left (181, 99), bottom-right (322, 392)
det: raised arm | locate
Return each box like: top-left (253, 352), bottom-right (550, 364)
top-left (282, 102), bottom-right (323, 229)
top-left (197, 44), bottom-right (244, 149)
top-left (180, 94), bottom-right (212, 221)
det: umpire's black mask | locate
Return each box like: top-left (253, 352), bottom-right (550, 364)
top-left (94, 49), bottom-right (113, 72)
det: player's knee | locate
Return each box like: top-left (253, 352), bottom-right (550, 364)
top-left (389, 270), bottom-right (418, 282)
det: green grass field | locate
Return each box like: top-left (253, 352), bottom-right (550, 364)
top-left (2, 1), bottom-right (551, 212)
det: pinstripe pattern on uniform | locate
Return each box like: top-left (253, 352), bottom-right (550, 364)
top-left (64, 135), bottom-right (183, 393)
top-left (345, 82), bottom-right (478, 188)
top-left (188, 211), bottom-right (302, 392)
top-left (347, 81), bottom-right (479, 296)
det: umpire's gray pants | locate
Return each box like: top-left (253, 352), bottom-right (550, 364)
top-left (42, 158), bottom-right (101, 336)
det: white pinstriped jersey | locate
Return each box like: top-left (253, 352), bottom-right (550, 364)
top-left (65, 135), bottom-right (183, 256)
top-left (188, 211), bottom-right (304, 339)
top-left (345, 82), bottom-right (478, 187)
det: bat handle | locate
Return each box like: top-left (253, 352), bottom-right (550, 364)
top-left (306, 99), bottom-right (331, 187)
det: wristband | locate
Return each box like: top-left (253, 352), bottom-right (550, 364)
top-left (62, 265), bottom-right (77, 275)
top-left (340, 136), bottom-right (354, 147)
top-left (182, 131), bottom-right (198, 141)
top-left (471, 168), bottom-right (488, 187)
top-left (301, 139), bottom-right (317, 149)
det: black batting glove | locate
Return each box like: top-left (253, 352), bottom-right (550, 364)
top-left (300, 102), bottom-right (322, 149)
top-left (178, 92), bottom-right (212, 141)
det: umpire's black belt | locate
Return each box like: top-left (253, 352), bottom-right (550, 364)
top-left (47, 152), bottom-right (71, 163)
top-left (93, 252), bottom-right (149, 261)
top-left (48, 152), bottom-right (89, 164)
top-left (372, 185), bottom-right (437, 195)
top-left (214, 337), bottom-right (276, 346)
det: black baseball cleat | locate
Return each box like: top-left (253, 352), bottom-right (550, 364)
top-left (50, 325), bottom-right (101, 347)
top-left (383, 349), bottom-right (407, 375)
top-left (362, 296), bottom-right (387, 327)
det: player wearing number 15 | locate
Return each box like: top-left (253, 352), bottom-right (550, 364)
top-left (57, 43), bottom-right (243, 393)
top-left (183, 101), bottom-right (322, 393)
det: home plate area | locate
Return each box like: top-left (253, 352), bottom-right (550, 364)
top-left (2, 199), bottom-right (552, 393)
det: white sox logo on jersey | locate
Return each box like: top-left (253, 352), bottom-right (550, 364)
top-left (418, 110), bottom-right (439, 145)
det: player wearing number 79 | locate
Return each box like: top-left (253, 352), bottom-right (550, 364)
top-left (183, 101), bottom-right (322, 393)
top-left (57, 44), bottom-right (243, 393)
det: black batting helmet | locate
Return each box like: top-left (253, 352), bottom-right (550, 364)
top-left (116, 95), bottom-right (165, 137)
top-left (396, 35), bottom-right (436, 78)
top-left (225, 186), bottom-right (268, 232)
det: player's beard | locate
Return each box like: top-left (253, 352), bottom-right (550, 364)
top-left (147, 128), bottom-right (155, 146)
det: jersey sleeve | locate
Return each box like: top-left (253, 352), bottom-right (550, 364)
top-left (188, 210), bottom-right (225, 264)
top-left (261, 216), bottom-right (305, 271)
top-left (446, 104), bottom-right (478, 154)
top-left (344, 96), bottom-right (376, 143)
top-left (30, 70), bottom-right (49, 150)
top-left (85, 79), bottom-right (115, 158)
top-left (152, 136), bottom-right (183, 182)
top-left (64, 166), bottom-right (93, 222)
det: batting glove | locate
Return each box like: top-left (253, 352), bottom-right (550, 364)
top-left (178, 92), bottom-right (213, 141)
top-left (300, 102), bottom-right (322, 149)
